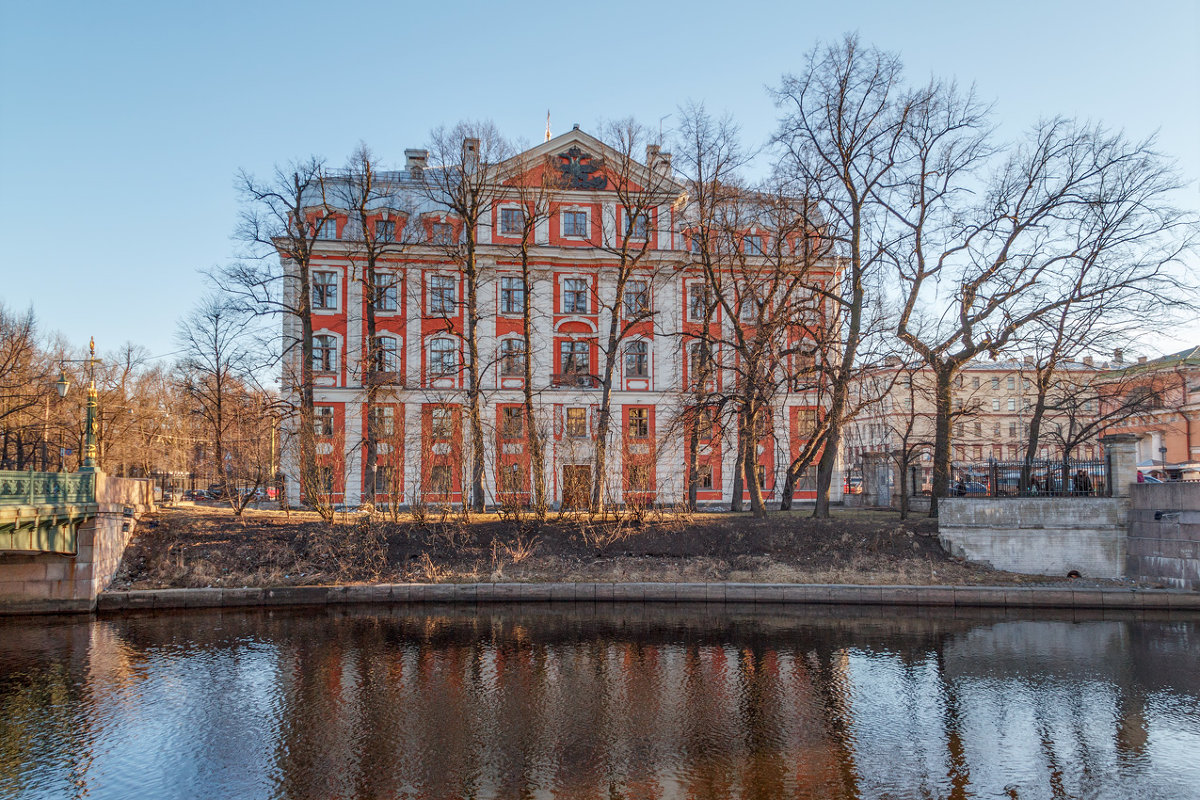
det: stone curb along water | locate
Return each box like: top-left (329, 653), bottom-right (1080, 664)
top-left (83, 583), bottom-right (1200, 614)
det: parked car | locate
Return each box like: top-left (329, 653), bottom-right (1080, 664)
top-left (1137, 472), bottom-right (1164, 484)
top-left (950, 480), bottom-right (988, 496)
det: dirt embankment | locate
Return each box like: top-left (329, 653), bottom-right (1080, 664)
top-left (111, 505), bottom-right (1116, 590)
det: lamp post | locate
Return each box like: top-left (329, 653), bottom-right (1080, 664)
top-left (55, 338), bottom-right (101, 472)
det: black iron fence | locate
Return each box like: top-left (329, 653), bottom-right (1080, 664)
top-left (950, 458), bottom-right (1110, 498)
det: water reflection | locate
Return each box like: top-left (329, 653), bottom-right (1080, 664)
top-left (1, 605), bottom-right (1198, 799)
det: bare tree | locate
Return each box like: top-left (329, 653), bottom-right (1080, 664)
top-left (588, 119), bottom-right (683, 512)
top-left (331, 144), bottom-right (413, 506)
top-left (772, 34), bottom-right (912, 518)
top-left (222, 157), bottom-right (329, 506)
top-left (890, 105), bottom-right (1195, 514)
top-left (417, 121), bottom-right (513, 513)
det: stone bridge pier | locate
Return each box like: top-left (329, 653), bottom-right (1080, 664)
top-left (0, 470), bottom-right (154, 614)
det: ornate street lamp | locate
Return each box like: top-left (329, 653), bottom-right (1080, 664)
top-left (56, 338), bottom-right (101, 472)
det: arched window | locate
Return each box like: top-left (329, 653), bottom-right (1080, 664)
top-left (500, 338), bottom-right (526, 376)
top-left (372, 335), bottom-right (399, 372)
top-left (313, 335), bottom-right (338, 372)
top-left (429, 339), bottom-right (458, 375)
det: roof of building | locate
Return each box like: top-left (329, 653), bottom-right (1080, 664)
top-left (1111, 345), bottom-right (1200, 376)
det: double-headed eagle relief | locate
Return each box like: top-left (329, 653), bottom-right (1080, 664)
top-left (554, 146), bottom-right (606, 190)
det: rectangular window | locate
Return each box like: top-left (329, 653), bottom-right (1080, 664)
top-left (428, 465), bottom-right (451, 496)
top-left (501, 407), bottom-right (524, 439)
top-left (696, 463), bottom-right (713, 490)
top-left (560, 340), bottom-right (590, 374)
top-left (374, 465), bottom-right (394, 497)
top-left (755, 464), bottom-right (767, 490)
top-left (992, 376), bottom-right (1000, 390)
top-left (991, 398), bottom-right (1001, 411)
top-left (430, 408), bottom-right (453, 441)
top-left (500, 339), bottom-right (526, 376)
top-left (563, 210), bottom-right (588, 237)
top-left (314, 406), bottom-right (334, 437)
top-left (745, 234), bottom-right (764, 255)
top-left (562, 278), bottom-right (589, 313)
top-left (500, 207), bottom-right (525, 235)
top-left (1009, 422), bottom-right (1017, 438)
top-left (1007, 398), bottom-right (1016, 411)
top-left (626, 211), bottom-right (649, 239)
top-left (429, 275), bottom-right (456, 315)
top-left (374, 220), bottom-right (395, 242)
top-left (313, 271), bottom-right (338, 310)
top-left (429, 339), bottom-right (457, 375)
top-left (627, 407), bottom-right (649, 439)
top-left (974, 421), bottom-right (982, 436)
top-left (374, 272), bottom-right (398, 312)
top-left (431, 222), bottom-right (453, 245)
top-left (499, 276), bottom-right (525, 315)
top-left (369, 406), bottom-right (394, 437)
top-left (1007, 375), bottom-right (1015, 391)
top-left (313, 335), bottom-right (337, 372)
top-left (627, 464), bottom-right (651, 491)
top-left (689, 341), bottom-right (713, 386)
top-left (972, 376), bottom-right (980, 389)
top-left (319, 216), bottom-right (338, 239)
top-left (623, 280), bottom-right (649, 318)
top-left (566, 407), bottom-right (587, 438)
top-left (624, 340), bottom-right (649, 378)
top-left (687, 282), bottom-right (709, 322)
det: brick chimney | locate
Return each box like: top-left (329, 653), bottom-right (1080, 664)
top-left (405, 149), bottom-right (428, 175)
top-left (1138, 355), bottom-right (1148, 364)
top-left (1113, 348), bottom-right (1124, 365)
top-left (1083, 356), bottom-right (1094, 367)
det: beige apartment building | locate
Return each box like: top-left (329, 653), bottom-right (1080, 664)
top-left (843, 357), bottom-right (1103, 491)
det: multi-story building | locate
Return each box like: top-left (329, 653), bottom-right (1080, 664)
top-left (279, 128), bottom-right (838, 508)
top-left (843, 357), bottom-right (1103, 491)
top-left (1099, 346), bottom-right (1200, 480)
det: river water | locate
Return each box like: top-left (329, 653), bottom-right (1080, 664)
top-left (1, 604), bottom-right (1198, 799)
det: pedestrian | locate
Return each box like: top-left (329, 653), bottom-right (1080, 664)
top-left (955, 478), bottom-right (967, 497)
top-left (1074, 469), bottom-right (1092, 496)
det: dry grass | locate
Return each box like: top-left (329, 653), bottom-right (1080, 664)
top-left (110, 503), bottom-right (1118, 590)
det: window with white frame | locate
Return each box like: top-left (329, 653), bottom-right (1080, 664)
top-left (687, 281), bottom-right (709, 322)
top-left (499, 338), bottom-right (526, 376)
top-left (624, 340), bottom-right (648, 378)
top-left (313, 335), bottom-right (338, 372)
top-left (314, 406), bottom-right (334, 437)
top-left (688, 341), bottom-right (713, 386)
top-left (313, 271), bottom-right (338, 310)
top-left (1007, 398), bottom-right (1016, 411)
top-left (562, 278), bottom-right (589, 313)
top-left (369, 406), bottom-right (394, 437)
top-left (431, 222), bottom-right (454, 245)
top-left (623, 280), bottom-right (649, 318)
top-left (429, 338), bottom-right (457, 375)
top-left (626, 210), bottom-right (650, 239)
top-left (991, 376), bottom-right (1000, 390)
top-left (1007, 375), bottom-right (1016, 390)
top-left (499, 276), bottom-right (525, 315)
top-left (627, 407), bottom-right (649, 439)
top-left (372, 335), bottom-right (399, 373)
top-left (991, 398), bottom-right (1000, 411)
top-left (500, 207), bottom-right (525, 235)
top-left (562, 210), bottom-right (588, 238)
top-left (318, 216), bottom-right (338, 239)
top-left (428, 275), bottom-right (456, 315)
top-left (374, 220), bottom-right (395, 242)
top-left (560, 340), bottom-right (589, 374)
top-left (745, 234), bottom-right (765, 255)
top-left (374, 272), bottom-right (399, 312)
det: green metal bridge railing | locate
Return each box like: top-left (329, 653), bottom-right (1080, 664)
top-left (0, 470), bottom-right (96, 555)
top-left (0, 470), bottom-right (95, 507)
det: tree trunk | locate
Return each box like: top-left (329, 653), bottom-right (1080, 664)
top-left (779, 468), bottom-right (796, 511)
top-left (363, 268), bottom-right (378, 507)
top-left (730, 415), bottom-right (745, 512)
top-left (297, 260), bottom-right (316, 506)
top-left (520, 250), bottom-right (545, 518)
top-left (897, 457), bottom-right (909, 520)
top-left (930, 366), bottom-right (954, 518)
top-left (685, 406), bottom-right (700, 512)
top-left (744, 408), bottom-right (767, 518)
top-left (463, 236), bottom-right (485, 513)
top-left (813, 425), bottom-right (839, 518)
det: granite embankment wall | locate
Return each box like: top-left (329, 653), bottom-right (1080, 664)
top-left (1128, 482), bottom-right (1200, 590)
top-left (938, 498), bottom-right (1129, 579)
top-left (0, 474), bottom-right (154, 614)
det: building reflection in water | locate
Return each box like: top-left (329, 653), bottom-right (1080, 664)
top-left (1, 605), bottom-right (1198, 799)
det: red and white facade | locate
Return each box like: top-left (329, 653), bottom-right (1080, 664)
top-left (280, 129), bottom-right (840, 508)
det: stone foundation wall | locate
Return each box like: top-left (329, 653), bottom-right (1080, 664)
top-left (938, 497), bottom-right (1129, 579)
top-left (0, 474), bottom-right (153, 614)
top-left (1127, 482), bottom-right (1200, 590)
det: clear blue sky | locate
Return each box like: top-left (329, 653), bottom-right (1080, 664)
top-left (3, 0), bottom-right (1198, 360)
